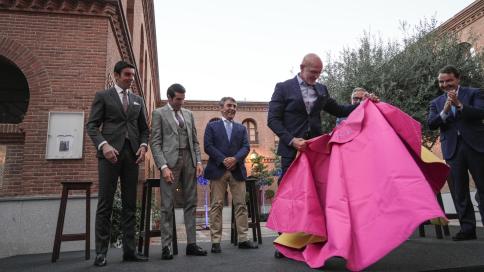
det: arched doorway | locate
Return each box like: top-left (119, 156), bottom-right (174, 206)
top-left (0, 55), bottom-right (29, 124)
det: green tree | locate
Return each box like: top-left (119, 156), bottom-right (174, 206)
top-left (321, 18), bottom-right (484, 148)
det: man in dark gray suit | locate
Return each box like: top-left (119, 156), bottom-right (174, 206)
top-left (87, 61), bottom-right (149, 266)
top-left (150, 83), bottom-right (207, 260)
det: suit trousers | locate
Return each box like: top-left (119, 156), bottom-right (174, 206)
top-left (95, 140), bottom-right (138, 255)
top-left (209, 171), bottom-right (248, 243)
top-left (160, 148), bottom-right (197, 247)
top-left (279, 155), bottom-right (296, 185)
top-left (447, 137), bottom-right (484, 234)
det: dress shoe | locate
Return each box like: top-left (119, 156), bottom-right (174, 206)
top-left (93, 254), bottom-right (107, 266)
top-left (274, 249), bottom-right (285, 259)
top-left (211, 243), bottom-right (222, 253)
top-left (238, 240), bottom-right (258, 249)
top-left (186, 243), bottom-right (207, 256)
top-left (122, 253), bottom-right (148, 262)
top-left (161, 246), bottom-right (173, 260)
top-left (452, 231), bottom-right (477, 241)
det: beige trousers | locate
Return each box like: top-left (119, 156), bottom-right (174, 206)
top-left (209, 171), bottom-right (248, 243)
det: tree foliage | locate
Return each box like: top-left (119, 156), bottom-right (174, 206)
top-left (321, 18), bottom-right (484, 148)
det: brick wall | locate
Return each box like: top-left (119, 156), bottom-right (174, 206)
top-left (0, 11), bottom-right (107, 197)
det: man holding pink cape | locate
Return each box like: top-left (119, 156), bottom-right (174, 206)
top-left (267, 100), bottom-right (448, 271)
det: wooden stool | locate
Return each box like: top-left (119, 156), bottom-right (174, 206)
top-left (231, 176), bottom-right (262, 245)
top-left (419, 192), bottom-right (456, 239)
top-left (137, 178), bottom-right (177, 257)
top-left (52, 181), bottom-right (92, 262)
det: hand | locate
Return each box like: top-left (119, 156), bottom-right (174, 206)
top-left (443, 98), bottom-right (452, 114)
top-left (447, 90), bottom-right (462, 108)
top-left (364, 92), bottom-right (380, 102)
top-left (135, 146), bottom-right (147, 164)
top-left (196, 164), bottom-right (204, 177)
top-left (223, 157), bottom-right (237, 170)
top-left (161, 168), bottom-right (175, 183)
top-left (291, 138), bottom-right (307, 152)
top-left (102, 143), bottom-right (119, 164)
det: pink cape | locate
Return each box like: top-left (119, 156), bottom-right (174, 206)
top-left (267, 100), bottom-right (448, 271)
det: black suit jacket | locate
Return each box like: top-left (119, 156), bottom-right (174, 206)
top-left (268, 76), bottom-right (356, 158)
top-left (428, 86), bottom-right (484, 160)
top-left (86, 87), bottom-right (149, 157)
top-left (203, 120), bottom-right (250, 181)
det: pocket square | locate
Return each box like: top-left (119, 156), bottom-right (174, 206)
top-left (133, 101), bottom-right (140, 106)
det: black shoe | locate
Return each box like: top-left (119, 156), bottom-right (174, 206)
top-left (211, 243), bottom-right (222, 253)
top-left (94, 254), bottom-right (107, 267)
top-left (186, 243), bottom-right (207, 256)
top-left (452, 231), bottom-right (477, 241)
top-left (123, 253), bottom-right (148, 262)
top-left (161, 246), bottom-right (173, 260)
top-left (238, 240), bottom-right (259, 249)
top-left (274, 249), bottom-right (285, 259)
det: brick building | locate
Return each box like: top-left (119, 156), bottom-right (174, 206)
top-left (0, 0), bottom-right (159, 257)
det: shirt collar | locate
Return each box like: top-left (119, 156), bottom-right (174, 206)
top-left (297, 73), bottom-right (314, 87)
top-left (221, 117), bottom-right (232, 123)
top-left (114, 84), bottom-right (129, 95)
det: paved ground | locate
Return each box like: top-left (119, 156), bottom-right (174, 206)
top-left (1, 225), bottom-right (484, 272)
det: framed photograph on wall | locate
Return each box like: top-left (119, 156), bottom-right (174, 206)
top-left (45, 112), bottom-right (84, 159)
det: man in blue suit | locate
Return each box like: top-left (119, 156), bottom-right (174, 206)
top-left (204, 97), bottom-right (259, 253)
top-left (428, 65), bottom-right (484, 241)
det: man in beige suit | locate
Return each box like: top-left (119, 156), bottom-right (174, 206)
top-left (150, 83), bottom-right (207, 259)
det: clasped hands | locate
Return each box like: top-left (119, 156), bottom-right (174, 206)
top-left (443, 90), bottom-right (462, 113)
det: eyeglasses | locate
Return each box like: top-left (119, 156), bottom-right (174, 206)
top-left (352, 97), bottom-right (363, 102)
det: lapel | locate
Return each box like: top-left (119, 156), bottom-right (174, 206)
top-left (126, 92), bottom-right (135, 117)
top-left (310, 84), bottom-right (325, 114)
top-left (162, 105), bottom-right (179, 134)
top-left (217, 120), bottom-right (231, 145)
top-left (292, 76), bottom-right (306, 111)
top-left (180, 108), bottom-right (191, 135)
top-left (108, 88), bottom-right (127, 118)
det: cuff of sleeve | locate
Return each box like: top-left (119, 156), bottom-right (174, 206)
top-left (288, 137), bottom-right (295, 146)
top-left (98, 141), bottom-right (107, 151)
top-left (140, 143), bottom-right (148, 150)
top-left (440, 111), bottom-right (449, 122)
top-left (160, 165), bottom-right (168, 170)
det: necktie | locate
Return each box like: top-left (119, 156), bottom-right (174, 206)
top-left (225, 120), bottom-right (232, 141)
top-left (175, 110), bottom-right (185, 128)
top-left (121, 90), bottom-right (128, 112)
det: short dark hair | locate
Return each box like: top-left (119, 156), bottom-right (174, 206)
top-left (439, 65), bottom-right (460, 79)
top-left (167, 83), bottom-right (186, 98)
top-left (219, 97), bottom-right (237, 107)
top-left (114, 60), bottom-right (135, 74)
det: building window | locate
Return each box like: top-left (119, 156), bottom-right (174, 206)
top-left (242, 119), bottom-right (258, 144)
top-left (0, 56), bottom-right (29, 124)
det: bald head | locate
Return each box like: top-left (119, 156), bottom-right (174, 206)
top-left (300, 53), bottom-right (323, 85)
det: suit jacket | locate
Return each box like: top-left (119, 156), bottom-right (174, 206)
top-left (150, 105), bottom-right (202, 169)
top-left (268, 76), bottom-right (356, 158)
top-left (86, 87), bottom-right (149, 157)
top-left (203, 119), bottom-right (250, 181)
top-left (428, 86), bottom-right (484, 160)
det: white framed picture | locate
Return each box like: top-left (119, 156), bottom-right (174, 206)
top-left (45, 112), bottom-right (84, 159)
